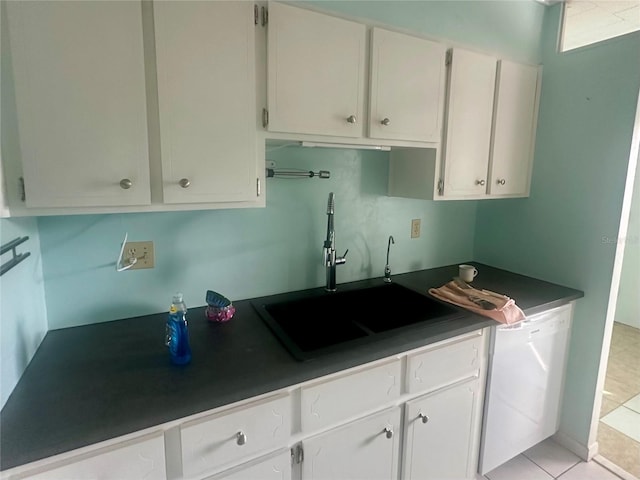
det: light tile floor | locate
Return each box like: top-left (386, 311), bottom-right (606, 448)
top-left (481, 438), bottom-right (624, 480)
top-left (598, 322), bottom-right (640, 478)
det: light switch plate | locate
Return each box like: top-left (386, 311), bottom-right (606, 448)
top-left (123, 241), bottom-right (155, 269)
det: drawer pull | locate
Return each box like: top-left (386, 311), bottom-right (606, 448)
top-left (418, 413), bottom-right (429, 424)
top-left (236, 431), bottom-right (247, 446)
top-left (383, 427), bottom-right (394, 439)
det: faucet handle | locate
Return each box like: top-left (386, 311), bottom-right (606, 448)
top-left (336, 249), bottom-right (348, 265)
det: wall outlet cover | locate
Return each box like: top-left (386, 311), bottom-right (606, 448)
top-left (411, 219), bottom-right (421, 239)
top-left (123, 241), bottom-right (155, 269)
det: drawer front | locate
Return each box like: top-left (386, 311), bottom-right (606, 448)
top-left (301, 359), bottom-right (402, 432)
top-left (181, 394), bottom-right (291, 478)
top-left (16, 432), bottom-right (166, 480)
top-left (406, 330), bottom-right (484, 394)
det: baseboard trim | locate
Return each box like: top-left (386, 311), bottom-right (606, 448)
top-left (552, 431), bottom-right (598, 460)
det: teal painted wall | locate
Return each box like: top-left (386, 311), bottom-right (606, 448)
top-left (0, 218), bottom-right (47, 408)
top-left (616, 156), bottom-right (640, 329)
top-left (474, 4), bottom-right (640, 450)
top-left (38, 147), bottom-right (477, 329)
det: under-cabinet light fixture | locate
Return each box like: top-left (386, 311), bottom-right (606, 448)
top-left (300, 141), bottom-right (391, 151)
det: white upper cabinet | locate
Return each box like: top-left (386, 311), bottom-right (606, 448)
top-left (389, 51), bottom-right (541, 201)
top-left (154, 1), bottom-right (258, 204)
top-left (267, 2), bottom-right (367, 138)
top-left (488, 60), bottom-right (540, 197)
top-left (441, 48), bottom-right (497, 198)
top-left (368, 28), bottom-right (446, 143)
top-left (5, 1), bottom-right (150, 208)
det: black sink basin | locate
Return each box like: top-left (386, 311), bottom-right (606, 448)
top-left (253, 282), bottom-right (463, 361)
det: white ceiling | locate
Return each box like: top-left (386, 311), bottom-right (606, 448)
top-left (561, 0), bottom-right (640, 51)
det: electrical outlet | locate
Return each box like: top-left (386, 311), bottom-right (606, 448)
top-left (411, 219), bottom-right (421, 239)
top-left (123, 241), bottom-right (155, 269)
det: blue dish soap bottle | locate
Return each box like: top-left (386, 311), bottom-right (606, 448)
top-left (165, 293), bottom-right (192, 365)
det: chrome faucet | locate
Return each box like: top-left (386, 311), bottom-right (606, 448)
top-left (323, 192), bottom-right (348, 292)
top-left (384, 235), bottom-right (395, 283)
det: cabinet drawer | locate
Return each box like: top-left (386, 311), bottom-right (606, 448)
top-left (301, 359), bottom-right (401, 432)
top-left (406, 330), bottom-right (484, 394)
top-left (181, 394), bottom-right (291, 478)
top-left (14, 432), bottom-right (166, 480)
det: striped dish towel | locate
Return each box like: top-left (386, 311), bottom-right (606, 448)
top-left (428, 281), bottom-right (526, 325)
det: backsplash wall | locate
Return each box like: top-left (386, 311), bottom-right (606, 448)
top-left (38, 147), bottom-right (477, 329)
top-left (0, 217), bottom-right (47, 408)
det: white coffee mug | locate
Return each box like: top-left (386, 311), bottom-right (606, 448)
top-left (459, 264), bottom-right (478, 283)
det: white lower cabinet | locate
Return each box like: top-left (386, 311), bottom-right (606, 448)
top-left (402, 378), bottom-right (483, 480)
top-left (3, 329), bottom-right (490, 480)
top-left (301, 407), bottom-right (401, 480)
top-left (206, 450), bottom-right (291, 480)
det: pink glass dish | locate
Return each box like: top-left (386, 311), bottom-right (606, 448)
top-left (205, 304), bottom-right (235, 323)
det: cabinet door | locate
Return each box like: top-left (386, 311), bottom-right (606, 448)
top-left (369, 28), bottom-right (446, 143)
top-left (402, 379), bottom-right (482, 480)
top-left (154, 1), bottom-right (258, 204)
top-left (6, 1), bottom-right (150, 208)
top-left (488, 60), bottom-right (540, 197)
top-left (441, 49), bottom-right (497, 198)
top-left (208, 450), bottom-right (291, 480)
top-left (267, 3), bottom-right (366, 138)
top-left (302, 408), bottom-right (401, 480)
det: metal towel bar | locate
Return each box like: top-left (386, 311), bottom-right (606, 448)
top-left (0, 236), bottom-right (31, 276)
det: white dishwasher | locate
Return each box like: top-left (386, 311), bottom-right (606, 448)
top-left (479, 303), bottom-right (573, 475)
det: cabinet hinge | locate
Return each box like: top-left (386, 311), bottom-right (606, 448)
top-left (437, 179), bottom-right (444, 196)
top-left (254, 4), bottom-right (259, 25)
top-left (256, 177), bottom-right (261, 197)
top-left (291, 444), bottom-right (304, 464)
top-left (262, 108), bottom-right (269, 128)
top-left (261, 6), bottom-right (268, 26)
top-left (19, 176), bottom-right (26, 202)
top-left (445, 50), bottom-right (452, 66)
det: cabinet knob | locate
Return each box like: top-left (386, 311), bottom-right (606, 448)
top-left (179, 178), bottom-right (191, 188)
top-left (497, 178), bottom-right (506, 185)
top-left (418, 413), bottom-right (429, 424)
top-left (383, 427), bottom-right (394, 439)
top-left (475, 179), bottom-right (486, 186)
top-left (236, 431), bottom-right (247, 446)
top-left (381, 118), bottom-right (391, 126)
top-left (119, 179), bottom-right (133, 190)
top-left (346, 115), bottom-right (357, 124)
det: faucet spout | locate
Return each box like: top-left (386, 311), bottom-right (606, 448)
top-left (384, 235), bottom-right (395, 283)
top-left (323, 192), bottom-right (347, 291)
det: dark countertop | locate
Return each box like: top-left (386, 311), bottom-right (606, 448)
top-left (0, 262), bottom-right (583, 471)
